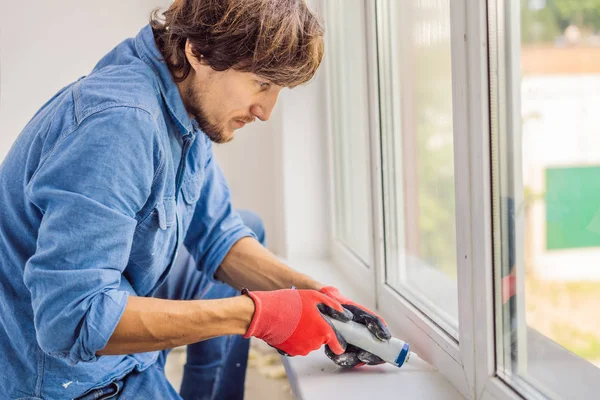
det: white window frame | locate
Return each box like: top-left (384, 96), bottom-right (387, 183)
top-left (372, 0), bottom-right (479, 396)
top-left (324, 0), bottom-right (491, 397)
top-left (449, 0), bottom-right (504, 397)
top-left (325, 0), bottom-right (491, 396)
top-left (324, 0), bottom-right (377, 309)
top-left (487, 1), bottom-right (600, 400)
top-left (324, 0), bottom-right (600, 399)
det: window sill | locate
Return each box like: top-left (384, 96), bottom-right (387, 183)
top-left (284, 259), bottom-right (465, 400)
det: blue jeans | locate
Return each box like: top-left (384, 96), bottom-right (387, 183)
top-left (78, 210), bottom-right (266, 400)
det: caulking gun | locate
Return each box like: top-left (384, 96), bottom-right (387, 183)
top-left (326, 318), bottom-right (413, 368)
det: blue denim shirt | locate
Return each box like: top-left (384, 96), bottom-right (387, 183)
top-left (0, 25), bottom-right (255, 399)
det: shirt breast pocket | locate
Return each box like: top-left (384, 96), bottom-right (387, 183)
top-left (129, 198), bottom-right (177, 269)
top-left (127, 198), bottom-right (178, 295)
top-left (180, 172), bottom-right (203, 226)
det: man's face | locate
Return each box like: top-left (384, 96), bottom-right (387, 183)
top-left (180, 45), bottom-right (283, 143)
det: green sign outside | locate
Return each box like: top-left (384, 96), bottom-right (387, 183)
top-left (546, 166), bottom-right (600, 250)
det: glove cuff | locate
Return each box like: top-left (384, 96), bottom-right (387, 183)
top-left (242, 289), bottom-right (302, 345)
top-left (242, 290), bottom-right (263, 339)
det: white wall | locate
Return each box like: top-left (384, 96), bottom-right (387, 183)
top-left (213, 120), bottom-right (285, 255)
top-left (277, 71), bottom-right (331, 261)
top-left (0, 0), bottom-right (172, 159)
top-left (214, 67), bottom-right (331, 260)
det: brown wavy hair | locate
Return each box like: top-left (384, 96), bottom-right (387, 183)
top-left (150, 0), bottom-right (324, 87)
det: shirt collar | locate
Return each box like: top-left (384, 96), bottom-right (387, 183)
top-left (134, 24), bottom-right (194, 136)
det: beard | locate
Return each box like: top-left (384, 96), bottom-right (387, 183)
top-left (185, 85), bottom-right (231, 144)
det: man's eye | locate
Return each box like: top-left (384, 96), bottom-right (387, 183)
top-left (258, 81), bottom-right (270, 89)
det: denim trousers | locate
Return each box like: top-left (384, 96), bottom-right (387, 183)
top-left (77, 209), bottom-right (266, 400)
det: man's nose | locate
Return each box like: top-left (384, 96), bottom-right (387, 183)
top-left (251, 91), bottom-right (280, 121)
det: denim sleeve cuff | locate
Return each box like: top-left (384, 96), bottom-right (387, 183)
top-left (66, 289), bottom-right (129, 365)
top-left (202, 226), bottom-right (257, 284)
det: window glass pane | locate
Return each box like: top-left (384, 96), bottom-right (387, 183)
top-left (379, 0), bottom-right (458, 336)
top-left (326, 0), bottom-right (373, 266)
top-left (492, 0), bottom-right (600, 397)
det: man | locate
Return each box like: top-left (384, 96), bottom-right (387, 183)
top-left (0, 0), bottom-right (389, 399)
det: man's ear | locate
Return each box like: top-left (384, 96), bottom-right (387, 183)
top-left (184, 40), bottom-right (204, 71)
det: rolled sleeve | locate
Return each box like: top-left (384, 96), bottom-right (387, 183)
top-left (67, 290), bottom-right (129, 364)
top-left (24, 107), bottom-right (158, 364)
top-left (201, 223), bottom-right (256, 281)
top-left (184, 144), bottom-right (256, 282)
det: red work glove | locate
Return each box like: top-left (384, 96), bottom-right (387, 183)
top-left (242, 288), bottom-right (352, 356)
top-left (319, 286), bottom-right (391, 368)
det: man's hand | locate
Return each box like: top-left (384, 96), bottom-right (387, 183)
top-left (242, 288), bottom-right (353, 356)
top-left (319, 286), bottom-right (391, 368)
